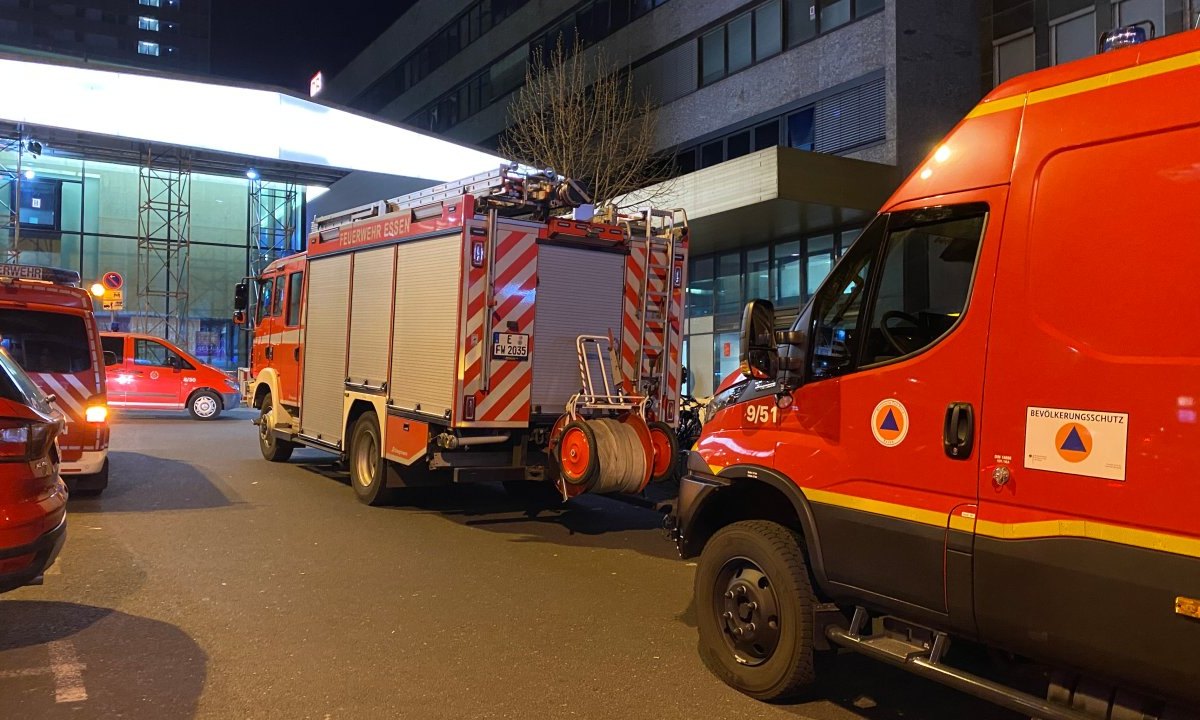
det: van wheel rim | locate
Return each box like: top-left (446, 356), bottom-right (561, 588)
top-left (355, 430), bottom-right (378, 488)
top-left (714, 557), bottom-right (782, 666)
top-left (194, 396), bottom-right (218, 417)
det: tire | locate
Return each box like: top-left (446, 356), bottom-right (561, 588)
top-left (188, 390), bottom-right (222, 420)
top-left (349, 412), bottom-right (392, 506)
top-left (696, 520), bottom-right (817, 702)
top-left (257, 392), bottom-right (295, 462)
top-left (70, 458), bottom-right (109, 497)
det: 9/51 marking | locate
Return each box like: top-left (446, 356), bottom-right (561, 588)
top-left (745, 404), bottom-right (778, 425)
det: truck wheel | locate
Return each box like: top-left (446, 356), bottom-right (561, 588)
top-left (257, 393), bottom-right (295, 462)
top-left (696, 520), bottom-right (817, 702)
top-left (349, 412), bottom-right (392, 506)
top-left (189, 390), bottom-right (222, 420)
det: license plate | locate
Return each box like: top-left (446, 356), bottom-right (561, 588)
top-left (492, 332), bottom-right (529, 360)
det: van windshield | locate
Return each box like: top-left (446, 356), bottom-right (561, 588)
top-left (0, 309), bottom-right (92, 374)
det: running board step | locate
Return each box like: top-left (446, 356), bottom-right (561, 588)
top-left (826, 608), bottom-right (1096, 720)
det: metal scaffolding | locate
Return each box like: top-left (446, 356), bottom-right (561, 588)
top-left (248, 179), bottom-right (300, 278)
top-left (0, 130), bottom-right (26, 263)
top-left (136, 146), bottom-right (192, 343)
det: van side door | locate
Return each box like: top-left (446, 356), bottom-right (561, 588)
top-left (775, 188), bottom-right (1006, 629)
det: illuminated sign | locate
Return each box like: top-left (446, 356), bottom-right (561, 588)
top-left (309, 71), bottom-right (324, 98)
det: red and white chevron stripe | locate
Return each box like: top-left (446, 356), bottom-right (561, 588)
top-left (458, 226), bottom-right (537, 426)
top-left (32, 370), bottom-right (106, 459)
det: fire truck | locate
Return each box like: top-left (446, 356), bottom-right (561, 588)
top-left (670, 26), bottom-right (1200, 719)
top-left (238, 166), bottom-right (688, 504)
top-left (0, 264), bottom-right (109, 494)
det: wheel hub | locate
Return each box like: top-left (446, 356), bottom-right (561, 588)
top-left (716, 559), bottom-right (782, 666)
top-left (355, 431), bottom-right (377, 487)
top-left (195, 396), bottom-right (217, 417)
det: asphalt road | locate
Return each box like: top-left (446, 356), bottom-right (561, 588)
top-left (0, 409), bottom-right (1020, 720)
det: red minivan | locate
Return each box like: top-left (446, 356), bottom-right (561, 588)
top-left (101, 332), bottom-right (241, 420)
top-left (0, 344), bottom-right (67, 594)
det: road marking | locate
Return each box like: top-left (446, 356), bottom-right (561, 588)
top-left (47, 640), bottom-right (87, 703)
top-left (44, 561), bottom-right (61, 575)
top-left (0, 667), bottom-right (51, 679)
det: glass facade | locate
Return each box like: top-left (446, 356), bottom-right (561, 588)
top-left (0, 147), bottom-right (302, 370)
top-left (684, 225), bottom-right (861, 397)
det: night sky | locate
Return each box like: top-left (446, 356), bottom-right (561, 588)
top-left (210, 0), bottom-right (417, 91)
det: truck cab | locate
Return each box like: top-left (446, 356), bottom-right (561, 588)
top-left (673, 28), bottom-right (1200, 717)
top-left (0, 264), bottom-right (109, 494)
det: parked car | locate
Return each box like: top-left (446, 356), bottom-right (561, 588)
top-left (101, 332), bottom-right (240, 420)
top-left (0, 344), bottom-right (67, 594)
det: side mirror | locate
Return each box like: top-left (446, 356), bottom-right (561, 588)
top-left (233, 282), bottom-right (249, 312)
top-left (168, 356), bottom-right (181, 373)
top-left (103, 350), bottom-right (119, 367)
top-left (233, 309), bottom-right (246, 326)
top-left (739, 299), bottom-right (778, 380)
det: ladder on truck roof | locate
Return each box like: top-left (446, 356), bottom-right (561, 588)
top-left (312, 165), bottom-right (590, 234)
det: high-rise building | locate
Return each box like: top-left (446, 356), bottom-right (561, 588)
top-left (0, 0), bottom-right (211, 73)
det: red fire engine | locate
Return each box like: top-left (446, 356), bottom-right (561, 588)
top-left (669, 27), bottom-right (1200, 718)
top-left (0, 264), bottom-right (109, 494)
top-left (238, 167), bottom-right (688, 504)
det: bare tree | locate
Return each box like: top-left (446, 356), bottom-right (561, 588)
top-left (500, 37), bottom-right (673, 209)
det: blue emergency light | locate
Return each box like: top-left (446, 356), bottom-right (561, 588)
top-left (1100, 25), bottom-right (1149, 53)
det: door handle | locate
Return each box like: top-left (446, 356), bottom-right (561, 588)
top-left (943, 402), bottom-right (974, 460)
top-left (293, 347), bottom-right (300, 361)
top-left (265, 346), bottom-right (274, 360)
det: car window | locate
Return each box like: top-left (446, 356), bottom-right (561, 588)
top-left (0, 309), bottom-right (92, 374)
top-left (860, 205), bottom-right (986, 366)
top-left (256, 277), bottom-right (273, 324)
top-left (286, 272), bottom-right (303, 327)
top-left (272, 275), bottom-right (286, 317)
top-left (807, 217), bottom-right (883, 380)
top-left (101, 336), bottom-right (124, 365)
top-left (0, 345), bottom-right (53, 413)
top-left (134, 339), bottom-right (194, 370)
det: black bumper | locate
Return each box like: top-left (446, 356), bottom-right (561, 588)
top-left (0, 517), bottom-right (67, 594)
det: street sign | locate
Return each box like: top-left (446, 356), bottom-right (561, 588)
top-left (101, 271), bottom-right (124, 291)
top-left (101, 289), bottom-right (124, 311)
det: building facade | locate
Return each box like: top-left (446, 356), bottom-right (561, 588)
top-left (984, 0), bottom-right (1196, 88)
top-left (0, 0), bottom-right (211, 72)
top-left (326, 0), bottom-right (984, 395)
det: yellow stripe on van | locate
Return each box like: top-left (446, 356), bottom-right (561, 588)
top-left (967, 48), bottom-right (1200, 119)
top-left (800, 487), bottom-right (1200, 560)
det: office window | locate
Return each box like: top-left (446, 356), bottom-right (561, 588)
top-left (787, 0), bottom-right (818, 44)
top-left (138, 16), bottom-right (159, 31)
top-left (700, 27), bottom-right (725, 85)
top-left (139, 0), bottom-right (161, 6)
top-left (137, 40), bottom-right (160, 56)
top-left (994, 30), bottom-right (1035, 85)
top-left (755, 0), bottom-right (783, 59)
top-left (728, 12), bottom-right (753, 73)
top-left (819, 0), bottom-right (851, 30)
top-left (857, 0), bottom-right (884, 14)
top-left (715, 252), bottom-right (742, 315)
top-left (1051, 10), bottom-right (1096, 65)
top-left (754, 121), bottom-right (780, 150)
top-left (806, 234), bottom-right (835, 298)
top-left (700, 140), bottom-right (723, 168)
top-left (1113, 0), bottom-right (1164, 37)
top-left (727, 131), bottom-right (751, 160)
top-left (773, 240), bottom-right (802, 310)
top-left (690, 257), bottom-right (714, 317)
top-left (747, 247), bottom-right (770, 301)
top-left (676, 149), bottom-right (697, 174)
top-left (787, 108), bottom-right (814, 150)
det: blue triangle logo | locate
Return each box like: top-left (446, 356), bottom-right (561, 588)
top-left (1060, 427), bottom-right (1086, 452)
top-left (880, 409), bottom-right (899, 431)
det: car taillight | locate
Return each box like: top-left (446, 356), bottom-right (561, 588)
top-left (0, 421), bottom-right (31, 460)
top-left (0, 419), bottom-right (53, 462)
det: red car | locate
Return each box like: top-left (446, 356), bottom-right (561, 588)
top-left (0, 344), bottom-right (67, 594)
top-left (101, 332), bottom-right (241, 420)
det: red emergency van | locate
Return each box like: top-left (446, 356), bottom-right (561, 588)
top-left (0, 264), bottom-right (109, 494)
top-left (101, 332), bottom-right (241, 420)
top-left (671, 27), bottom-right (1200, 718)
